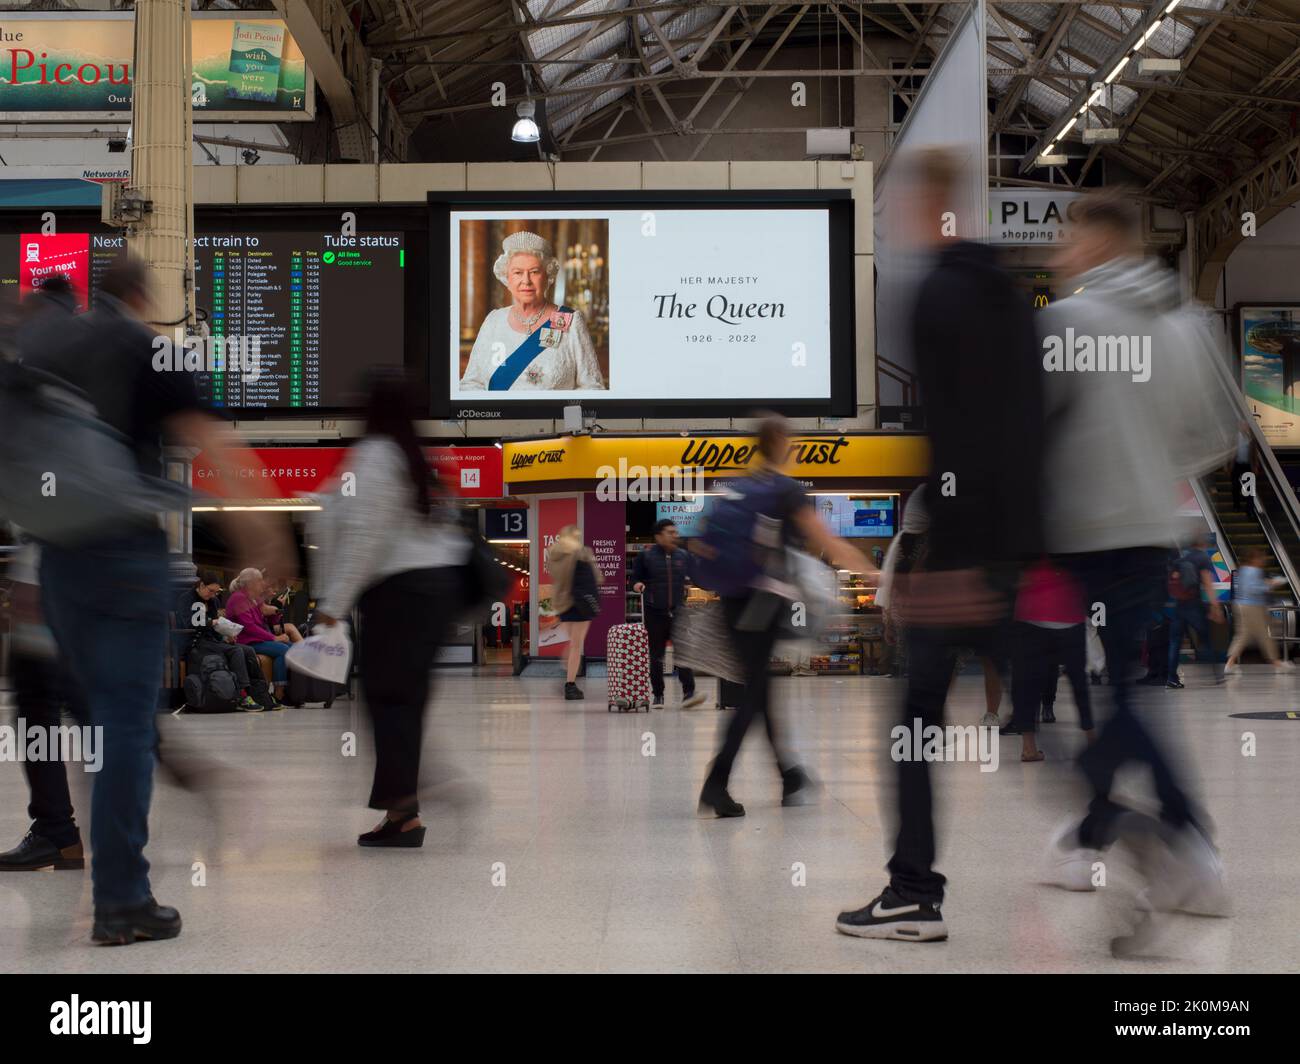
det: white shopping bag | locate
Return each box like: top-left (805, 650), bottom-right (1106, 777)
top-left (286, 624), bottom-right (352, 685)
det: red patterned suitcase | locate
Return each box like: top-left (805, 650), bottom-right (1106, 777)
top-left (606, 623), bottom-right (651, 712)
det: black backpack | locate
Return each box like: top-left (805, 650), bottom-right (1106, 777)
top-left (183, 654), bottom-right (241, 713)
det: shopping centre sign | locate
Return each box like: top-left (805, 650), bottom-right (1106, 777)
top-left (988, 189), bottom-right (1082, 245)
top-left (0, 13), bottom-right (313, 122)
top-left (504, 433), bottom-right (929, 491)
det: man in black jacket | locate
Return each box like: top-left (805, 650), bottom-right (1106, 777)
top-left (837, 148), bottom-right (1044, 942)
top-left (632, 520), bottom-right (703, 708)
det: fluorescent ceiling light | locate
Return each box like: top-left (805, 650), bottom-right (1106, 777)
top-left (1141, 20), bottom-right (1164, 45)
top-left (1060, 116), bottom-right (1078, 136)
top-left (1105, 57), bottom-right (1129, 83)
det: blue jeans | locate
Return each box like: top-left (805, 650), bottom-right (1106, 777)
top-left (1062, 548), bottom-right (1201, 848)
top-left (40, 528), bottom-right (169, 909)
top-left (249, 640), bottom-right (290, 683)
top-left (1167, 600), bottom-right (1221, 679)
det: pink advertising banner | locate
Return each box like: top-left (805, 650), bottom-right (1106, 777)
top-left (582, 493), bottom-right (627, 656)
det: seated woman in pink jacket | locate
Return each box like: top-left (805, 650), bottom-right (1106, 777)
top-left (226, 568), bottom-right (292, 697)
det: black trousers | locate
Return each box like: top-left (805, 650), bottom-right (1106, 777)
top-left (358, 568), bottom-right (456, 812)
top-left (1012, 622), bottom-right (1094, 732)
top-left (11, 652), bottom-right (83, 848)
top-left (704, 595), bottom-right (791, 790)
top-left (886, 623), bottom-right (962, 905)
top-left (643, 608), bottom-right (695, 700)
top-left (191, 640), bottom-right (269, 700)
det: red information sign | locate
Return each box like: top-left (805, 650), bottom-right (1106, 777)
top-left (19, 232), bottom-right (90, 308)
top-left (191, 445), bottom-right (504, 499)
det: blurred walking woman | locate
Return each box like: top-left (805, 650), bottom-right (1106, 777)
top-left (312, 372), bottom-right (469, 848)
top-left (545, 525), bottom-right (602, 700)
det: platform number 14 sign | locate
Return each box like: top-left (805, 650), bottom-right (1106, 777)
top-left (460, 468), bottom-right (481, 490)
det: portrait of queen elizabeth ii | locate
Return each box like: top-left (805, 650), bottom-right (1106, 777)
top-left (459, 230), bottom-right (606, 392)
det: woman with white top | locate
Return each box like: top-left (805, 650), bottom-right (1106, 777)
top-left (312, 372), bottom-right (469, 849)
top-left (458, 230), bottom-right (605, 393)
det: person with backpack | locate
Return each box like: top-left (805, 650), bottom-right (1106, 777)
top-left (1166, 533), bottom-right (1225, 688)
top-left (546, 525), bottom-right (603, 701)
top-left (181, 571), bottom-right (277, 712)
top-left (693, 415), bottom-right (873, 818)
top-left (632, 519), bottom-right (703, 709)
top-left (0, 276), bottom-right (89, 871)
top-left (16, 258), bottom-right (296, 945)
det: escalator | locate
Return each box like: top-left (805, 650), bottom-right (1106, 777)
top-left (1195, 356), bottom-right (1300, 645)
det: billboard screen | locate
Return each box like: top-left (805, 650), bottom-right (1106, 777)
top-left (0, 12), bottom-right (314, 121)
top-left (432, 191), bottom-right (856, 419)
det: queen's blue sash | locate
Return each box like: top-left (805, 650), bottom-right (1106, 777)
top-left (488, 306), bottom-right (574, 391)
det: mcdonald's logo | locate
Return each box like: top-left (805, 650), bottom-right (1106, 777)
top-left (1033, 293), bottom-right (1050, 308)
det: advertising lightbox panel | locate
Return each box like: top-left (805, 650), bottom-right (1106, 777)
top-left (0, 13), bottom-right (314, 122)
top-left (432, 191), bottom-right (855, 419)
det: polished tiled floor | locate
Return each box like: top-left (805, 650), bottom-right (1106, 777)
top-left (1, 665), bottom-right (1297, 973)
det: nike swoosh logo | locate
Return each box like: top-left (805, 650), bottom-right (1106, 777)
top-left (872, 900), bottom-right (922, 918)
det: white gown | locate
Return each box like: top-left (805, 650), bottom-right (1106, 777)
top-left (459, 307), bottom-right (605, 392)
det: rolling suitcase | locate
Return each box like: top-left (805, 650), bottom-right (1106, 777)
top-left (606, 623), bottom-right (651, 712)
top-left (285, 667), bottom-right (340, 708)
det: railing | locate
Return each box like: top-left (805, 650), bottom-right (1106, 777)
top-left (876, 354), bottom-right (918, 407)
top-left (1202, 350), bottom-right (1300, 602)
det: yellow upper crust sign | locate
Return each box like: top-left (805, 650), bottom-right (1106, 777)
top-left (503, 433), bottom-right (929, 485)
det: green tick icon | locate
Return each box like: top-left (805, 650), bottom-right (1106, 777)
top-left (322, 251), bottom-right (336, 264)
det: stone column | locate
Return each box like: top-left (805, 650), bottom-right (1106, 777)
top-left (128, 0), bottom-right (195, 336)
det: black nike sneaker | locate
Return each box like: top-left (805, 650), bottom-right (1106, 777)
top-left (835, 887), bottom-right (948, 942)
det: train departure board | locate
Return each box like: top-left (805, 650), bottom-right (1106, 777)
top-left (0, 229), bottom-right (406, 412)
top-left (192, 231), bottom-right (403, 409)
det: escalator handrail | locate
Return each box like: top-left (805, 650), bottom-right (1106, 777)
top-left (1204, 346), bottom-right (1300, 595)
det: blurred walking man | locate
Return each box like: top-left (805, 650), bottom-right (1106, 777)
top-left (28, 259), bottom-right (294, 944)
top-left (1033, 192), bottom-right (1236, 950)
top-left (837, 148), bottom-right (1044, 941)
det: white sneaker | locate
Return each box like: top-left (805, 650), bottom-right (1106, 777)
top-left (979, 712), bottom-right (1000, 728)
top-left (1118, 815), bottom-right (1230, 917)
top-left (680, 692), bottom-right (706, 710)
top-left (1166, 826), bottom-right (1231, 917)
top-left (1043, 819), bottom-right (1103, 892)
